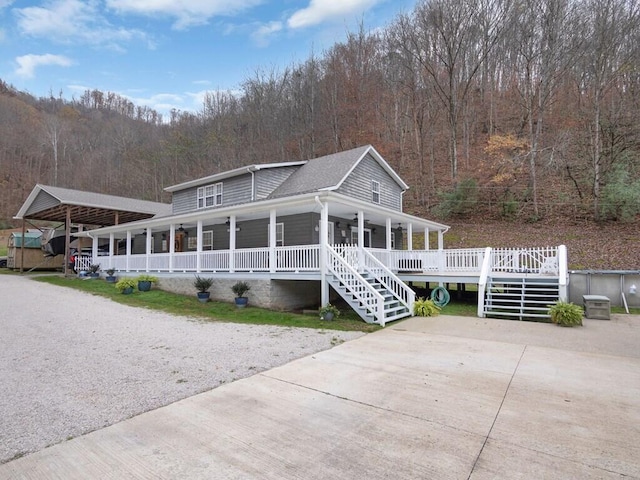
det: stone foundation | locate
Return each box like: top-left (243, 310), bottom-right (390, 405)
top-left (149, 275), bottom-right (321, 311)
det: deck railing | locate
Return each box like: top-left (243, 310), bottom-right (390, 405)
top-left (87, 244), bottom-right (562, 277)
top-left (491, 246), bottom-right (559, 274)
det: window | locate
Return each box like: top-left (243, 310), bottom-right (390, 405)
top-left (203, 230), bottom-right (213, 250)
top-left (371, 180), bottom-right (381, 204)
top-left (276, 223), bottom-right (284, 247)
top-left (197, 183), bottom-right (223, 209)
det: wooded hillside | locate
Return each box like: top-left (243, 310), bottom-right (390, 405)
top-left (1, 0), bottom-right (638, 268)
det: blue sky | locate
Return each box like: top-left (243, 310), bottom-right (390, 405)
top-left (0, 0), bottom-right (416, 117)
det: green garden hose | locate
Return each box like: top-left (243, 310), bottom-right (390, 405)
top-left (430, 286), bottom-right (450, 307)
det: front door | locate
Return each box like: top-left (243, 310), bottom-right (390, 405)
top-left (351, 228), bottom-right (372, 247)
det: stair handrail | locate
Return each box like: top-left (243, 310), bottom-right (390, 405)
top-left (326, 245), bottom-right (386, 325)
top-left (477, 247), bottom-right (493, 317)
top-left (361, 248), bottom-right (415, 314)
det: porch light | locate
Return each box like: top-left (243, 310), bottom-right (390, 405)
top-left (631, 284), bottom-right (637, 295)
top-left (335, 221), bottom-right (340, 228)
top-left (178, 224), bottom-right (185, 233)
top-left (397, 223), bottom-right (403, 232)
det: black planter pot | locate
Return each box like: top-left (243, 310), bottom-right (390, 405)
top-left (122, 286), bottom-right (134, 295)
top-left (235, 297), bottom-right (248, 308)
top-left (105, 275), bottom-right (117, 283)
top-left (138, 281), bottom-right (152, 292)
top-left (197, 292), bottom-right (210, 303)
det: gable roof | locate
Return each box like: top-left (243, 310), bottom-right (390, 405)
top-left (164, 161), bottom-right (307, 193)
top-left (15, 184), bottom-right (172, 226)
top-left (268, 145), bottom-right (408, 199)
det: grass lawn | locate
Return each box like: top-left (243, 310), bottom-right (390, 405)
top-left (34, 275), bottom-right (381, 332)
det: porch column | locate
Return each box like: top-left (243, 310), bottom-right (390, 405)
top-left (229, 215), bottom-right (236, 273)
top-left (109, 233), bottom-right (114, 269)
top-left (196, 220), bottom-right (203, 273)
top-left (407, 223), bottom-right (413, 251)
top-left (125, 230), bottom-right (131, 272)
top-left (386, 217), bottom-right (392, 250)
top-left (145, 227), bottom-right (152, 272)
top-left (424, 227), bottom-right (430, 250)
top-left (169, 224), bottom-right (175, 273)
top-left (357, 209), bottom-right (364, 268)
top-left (438, 230), bottom-right (444, 250)
top-left (269, 209), bottom-right (277, 273)
top-left (320, 201), bottom-right (329, 307)
top-left (92, 235), bottom-right (99, 265)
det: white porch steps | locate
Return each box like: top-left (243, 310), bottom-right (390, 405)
top-left (483, 276), bottom-right (560, 321)
top-left (328, 272), bottom-right (411, 325)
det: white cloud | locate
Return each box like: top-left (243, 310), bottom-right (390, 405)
top-left (15, 53), bottom-right (73, 78)
top-left (0, 0), bottom-right (14, 9)
top-left (14, 0), bottom-right (148, 48)
top-left (288, 0), bottom-right (380, 29)
top-left (251, 21), bottom-right (283, 47)
top-left (105, 0), bottom-right (264, 30)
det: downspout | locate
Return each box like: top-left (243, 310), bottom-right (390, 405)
top-left (247, 167), bottom-right (256, 202)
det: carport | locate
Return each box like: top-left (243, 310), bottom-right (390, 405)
top-left (13, 184), bottom-right (171, 274)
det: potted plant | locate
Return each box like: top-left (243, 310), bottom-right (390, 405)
top-left (231, 281), bottom-right (250, 308)
top-left (88, 264), bottom-right (101, 278)
top-left (105, 268), bottom-right (117, 283)
top-left (549, 301), bottom-right (583, 327)
top-left (115, 278), bottom-right (137, 294)
top-left (193, 275), bottom-right (214, 303)
top-left (319, 303), bottom-right (340, 321)
top-left (413, 297), bottom-right (441, 317)
top-left (136, 274), bottom-right (158, 292)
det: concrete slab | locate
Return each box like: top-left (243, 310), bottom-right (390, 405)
top-left (2, 315), bottom-right (640, 479)
top-left (489, 346), bottom-right (640, 478)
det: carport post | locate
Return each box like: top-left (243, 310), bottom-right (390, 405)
top-left (20, 219), bottom-right (25, 274)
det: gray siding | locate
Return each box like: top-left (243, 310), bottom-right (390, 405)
top-left (26, 191), bottom-right (59, 216)
top-left (171, 174), bottom-right (253, 215)
top-left (255, 166), bottom-right (299, 200)
top-left (335, 154), bottom-right (403, 210)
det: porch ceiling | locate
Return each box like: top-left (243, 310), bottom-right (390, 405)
top-left (23, 204), bottom-right (157, 227)
top-left (77, 191), bottom-right (449, 237)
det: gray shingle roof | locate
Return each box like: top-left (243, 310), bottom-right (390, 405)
top-left (268, 145), bottom-right (372, 199)
top-left (38, 185), bottom-right (172, 216)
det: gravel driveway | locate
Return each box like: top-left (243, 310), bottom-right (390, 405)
top-left (0, 275), bottom-right (364, 464)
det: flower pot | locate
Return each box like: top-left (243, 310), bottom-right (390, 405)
top-left (138, 280), bottom-right (152, 292)
top-left (322, 312), bottom-right (335, 321)
top-left (105, 275), bottom-right (116, 283)
top-left (235, 297), bottom-right (248, 308)
top-left (122, 286), bottom-right (134, 295)
top-left (197, 292), bottom-right (210, 303)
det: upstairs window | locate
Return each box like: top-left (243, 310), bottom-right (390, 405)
top-left (372, 180), bottom-right (380, 204)
top-left (197, 183), bottom-right (223, 209)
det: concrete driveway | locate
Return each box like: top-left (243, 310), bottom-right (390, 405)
top-left (2, 309), bottom-right (639, 478)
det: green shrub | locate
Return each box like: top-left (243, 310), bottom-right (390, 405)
top-left (231, 281), bottom-right (250, 297)
top-left (413, 297), bottom-right (441, 317)
top-left (136, 274), bottom-right (158, 283)
top-left (600, 163), bottom-right (640, 222)
top-left (549, 301), bottom-right (583, 327)
top-left (115, 278), bottom-right (137, 292)
top-left (432, 178), bottom-right (478, 219)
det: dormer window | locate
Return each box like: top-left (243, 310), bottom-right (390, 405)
top-left (371, 180), bottom-right (380, 204)
top-left (197, 183), bottom-right (223, 209)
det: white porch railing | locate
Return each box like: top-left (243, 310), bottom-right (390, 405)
top-left (369, 248), bottom-right (485, 273)
top-left (88, 244), bottom-right (562, 278)
top-left (491, 246), bottom-right (559, 274)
